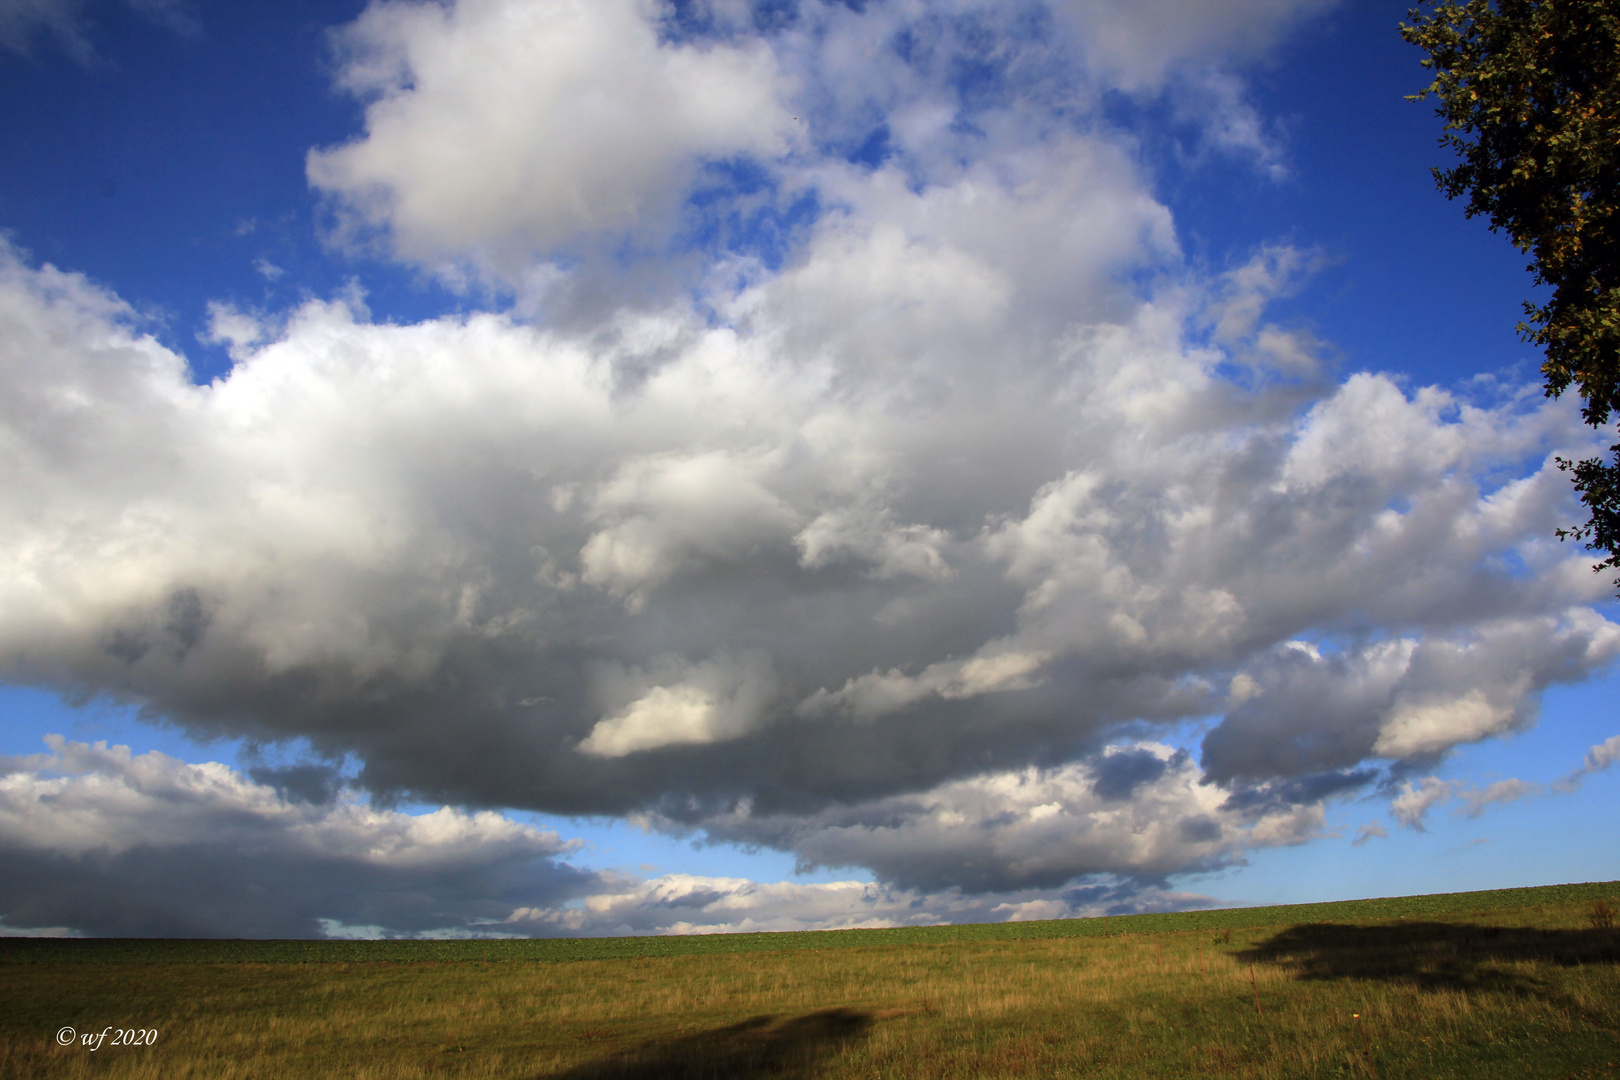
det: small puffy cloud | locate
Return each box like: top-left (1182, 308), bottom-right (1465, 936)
top-left (1391, 777), bottom-right (1456, 832)
top-left (1459, 778), bottom-right (1539, 818)
top-left (203, 301), bottom-right (265, 356)
top-left (1210, 247), bottom-right (1301, 337)
top-left (1574, 734), bottom-right (1620, 777)
top-left (1351, 823), bottom-right (1387, 847)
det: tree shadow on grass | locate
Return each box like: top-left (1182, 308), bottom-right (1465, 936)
top-left (536, 1008), bottom-right (873, 1080)
top-left (1236, 922), bottom-right (1619, 999)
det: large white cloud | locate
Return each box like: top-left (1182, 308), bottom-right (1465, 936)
top-left (0, 214), bottom-right (1609, 897)
top-left (2, 0), bottom-right (1616, 922)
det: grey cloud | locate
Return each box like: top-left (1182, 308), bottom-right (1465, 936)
top-left (1050, 0), bottom-right (1338, 91)
top-left (690, 744), bottom-right (1324, 894)
top-left (1351, 822), bottom-right (1386, 846)
top-left (1089, 746), bottom-right (1172, 800)
top-left (0, 741), bottom-right (1234, 939)
top-left (246, 761), bottom-right (345, 805)
top-left (1390, 776), bottom-right (1455, 832)
top-left (505, 872), bottom-right (1218, 937)
top-left (1220, 768), bottom-right (1379, 816)
top-left (0, 739), bottom-right (603, 937)
top-left (1569, 734), bottom-right (1620, 780)
top-left (1459, 778), bottom-right (1539, 818)
top-left (1201, 610), bottom-right (1620, 785)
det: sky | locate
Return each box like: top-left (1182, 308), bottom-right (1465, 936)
top-left (0, 0), bottom-right (1616, 940)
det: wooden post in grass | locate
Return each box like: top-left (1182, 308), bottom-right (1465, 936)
top-left (1156, 941), bottom-right (1163, 969)
top-left (1198, 945), bottom-right (1205, 978)
top-left (1249, 965), bottom-right (1262, 1017)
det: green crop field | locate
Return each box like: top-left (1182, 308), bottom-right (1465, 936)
top-left (2, 880), bottom-right (1616, 1078)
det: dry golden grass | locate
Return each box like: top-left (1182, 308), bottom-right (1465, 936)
top-left (2, 900), bottom-right (1616, 1079)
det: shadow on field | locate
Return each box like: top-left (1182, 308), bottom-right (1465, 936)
top-left (1238, 922), bottom-right (1619, 995)
top-left (536, 1008), bottom-right (872, 1080)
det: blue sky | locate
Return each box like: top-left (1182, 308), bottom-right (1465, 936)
top-left (0, 0), bottom-right (1614, 939)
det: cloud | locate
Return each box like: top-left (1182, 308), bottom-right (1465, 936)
top-left (0, 738), bottom-right (601, 937)
top-left (1380, 732), bottom-right (1620, 833)
top-left (3, 0), bottom-right (1618, 921)
top-left (1351, 822), bottom-right (1387, 846)
top-left (580, 651), bottom-right (778, 756)
top-left (693, 743), bottom-right (1325, 894)
top-left (1458, 777), bottom-right (1539, 818)
top-left (1390, 777), bottom-right (1456, 832)
top-left (1569, 733), bottom-right (1620, 779)
top-left (1197, 73), bottom-right (1290, 178)
top-left (0, 192), bottom-right (1611, 896)
top-left (308, 0), bottom-right (797, 275)
top-left (505, 872), bottom-right (1216, 936)
top-left (0, 0), bottom-right (84, 58)
top-left (0, 0), bottom-right (195, 60)
top-left (305, 0), bottom-right (1332, 294)
top-left (1050, 0), bottom-right (1338, 91)
top-left (0, 736), bottom-right (1233, 938)
top-left (1201, 611), bottom-right (1620, 783)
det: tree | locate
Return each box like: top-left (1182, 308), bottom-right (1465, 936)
top-left (1401, 1), bottom-right (1620, 579)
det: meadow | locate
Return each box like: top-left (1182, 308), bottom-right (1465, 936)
top-left (1, 881), bottom-right (1615, 1079)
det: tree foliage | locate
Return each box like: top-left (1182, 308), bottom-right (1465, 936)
top-left (1401, 0), bottom-right (1620, 577)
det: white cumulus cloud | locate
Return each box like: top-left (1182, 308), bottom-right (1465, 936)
top-left (308, 0), bottom-right (797, 274)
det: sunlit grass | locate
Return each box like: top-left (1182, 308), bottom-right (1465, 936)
top-left (2, 887), bottom-right (1616, 1079)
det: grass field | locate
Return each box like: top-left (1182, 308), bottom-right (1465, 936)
top-left (2, 881), bottom-right (1616, 1079)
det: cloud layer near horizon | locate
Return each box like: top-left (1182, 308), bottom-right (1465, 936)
top-left (0, 737), bottom-right (1224, 937)
top-left (1, 0), bottom-right (1617, 935)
